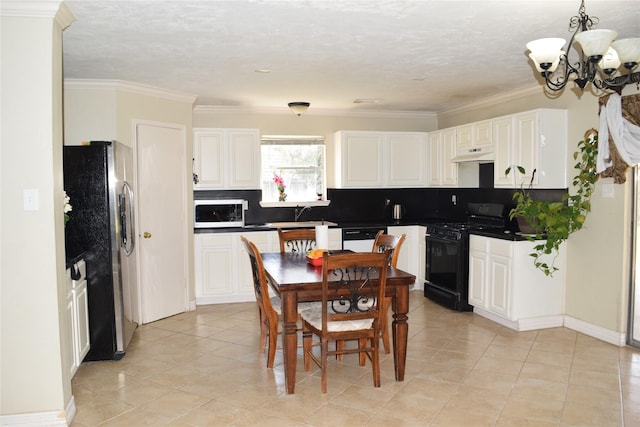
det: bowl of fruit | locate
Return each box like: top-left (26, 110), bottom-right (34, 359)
top-left (306, 249), bottom-right (325, 266)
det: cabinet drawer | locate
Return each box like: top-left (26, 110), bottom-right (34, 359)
top-left (469, 235), bottom-right (487, 251)
top-left (197, 233), bottom-right (234, 247)
top-left (488, 239), bottom-right (512, 257)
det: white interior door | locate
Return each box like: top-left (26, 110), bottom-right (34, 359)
top-left (135, 121), bottom-right (188, 323)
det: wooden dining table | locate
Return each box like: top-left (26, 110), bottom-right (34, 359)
top-left (260, 251), bottom-right (416, 394)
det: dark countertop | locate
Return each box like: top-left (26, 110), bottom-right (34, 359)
top-left (194, 219), bottom-right (542, 242)
top-left (469, 228), bottom-right (546, 241)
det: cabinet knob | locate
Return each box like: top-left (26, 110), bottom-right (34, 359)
top-left (143, 232), bottom-right (152, 239)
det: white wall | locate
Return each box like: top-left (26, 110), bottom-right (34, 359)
top-left (440, 84), bottom-right (640, 335)
top-left (1, 1), bottom-right (75, 422)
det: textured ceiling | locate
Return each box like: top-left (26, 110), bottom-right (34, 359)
top-left (62, 0), bottom-right (640, 114)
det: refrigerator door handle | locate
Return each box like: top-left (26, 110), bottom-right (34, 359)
top-left (120, 181), bottom-right (135, 256)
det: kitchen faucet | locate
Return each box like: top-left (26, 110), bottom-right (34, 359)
top-left (294, 205), bottom-right (312, 222)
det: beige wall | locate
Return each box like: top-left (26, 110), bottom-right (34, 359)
top-left (64, 83), bottom-right (196, 305)
top-left (1, 3), bottom-right (74, 420)
top-left (440, 85), bottom-right (640, 334)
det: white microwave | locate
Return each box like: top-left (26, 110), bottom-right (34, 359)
top-left (194, 199), bottom-right (246, 228)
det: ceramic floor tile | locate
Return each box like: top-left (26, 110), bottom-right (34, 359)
top-left (67, 290), bottom-right (640, 427)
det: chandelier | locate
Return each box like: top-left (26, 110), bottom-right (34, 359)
top-left (526, 0), bottom-right (640, 93)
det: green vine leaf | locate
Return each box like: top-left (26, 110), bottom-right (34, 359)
top-left (508, 129), bottom-right (599, 276)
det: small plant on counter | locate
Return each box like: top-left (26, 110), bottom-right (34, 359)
top-left (506, 129), bottom-right (599, 276)
top-left (273, 172), bottom-right (287, 202)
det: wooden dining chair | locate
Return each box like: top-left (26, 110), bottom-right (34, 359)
top-left (277, 228), bottom-right (316, 253)
top-left (335, 230), bottom-right (406, 359)
top-left (240, 236), bottom-right (285, 368)
top-left (372, 230), bottom-right (406, 354)
top-left (301, 250), bottom-right (390, 393)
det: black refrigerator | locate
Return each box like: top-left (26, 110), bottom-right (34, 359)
top-left (64, 141), bottom-right (137, 361)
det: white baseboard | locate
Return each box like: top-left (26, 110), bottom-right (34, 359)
top-left (518, 315), bottom-right (564, 331)
top-left (473, 308), bottom-right (519, 330)
top-left (188, 299), bottom-right (197, 311)
top-left (196, 293), bottom-right (254, 305)
top-left (564, 315), bottom-right (627, 346)
top-left (0, 396), bottom-right (75, 426)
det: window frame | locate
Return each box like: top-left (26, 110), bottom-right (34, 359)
top-left (259, 135), bottom-right (330, 207)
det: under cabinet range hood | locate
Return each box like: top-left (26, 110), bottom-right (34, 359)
top-left (451, 146), bottom-right (495, 163)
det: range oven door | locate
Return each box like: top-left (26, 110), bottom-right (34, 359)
top-left (424, 233), bottom-right (472, 311)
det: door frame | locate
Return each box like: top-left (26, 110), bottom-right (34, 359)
top-left (132, 119), bottom-right (191, 323)
top-left (629, 166), bottom-right (639, 347)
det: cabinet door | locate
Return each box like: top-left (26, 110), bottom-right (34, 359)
top-left (493, 116), bottom-right (516, 187)
top-left (456, 124), bottom-right (473, 151)
top-left (388, 225), bottom-right (419, 280)
top-left (440, 129), bottom-right (458, 186)
top-left (488, 253), bottom-right (511, 318)
top-left (474, 120), bottom-right (493, 148)
top-left (427, 131), bottom-right (441, 186)
top-left (66, 294), bottom-right (78, 376)
top-left (387, 133), bottom-right (426, 187)
top-left (227, 129), bottom-right (260, 189)
top-left (515, 111), bottom-right (539, 187)
top-left (193, 129), bottom-right (225, 189)
top-left (237, 232), bottom-right (270, 295)
top-left (195, 234), bottom-right (234, 298)
top-left (75, 281), bottom-right (90, 362)
top-left (342, 132), bottom-right (384, 187)
top-left (468, 248), bottom-right (487, 308)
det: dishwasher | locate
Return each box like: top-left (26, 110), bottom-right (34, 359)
top-left (342, 226), bottom-right (387, 252)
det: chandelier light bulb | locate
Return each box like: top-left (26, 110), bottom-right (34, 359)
top-left (526, 38), bottom-right (566, 70)
top-left (599, 47), bottom-right (621, 74)
top-left (611, 38), bottom-right (640, 68)
top-left (574, 29), bottom-right (617, 61)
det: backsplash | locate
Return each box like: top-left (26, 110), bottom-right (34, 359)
top-left (195, 187), bottom-right (567, 230)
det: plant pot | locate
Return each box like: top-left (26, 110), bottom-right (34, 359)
top-left (516, 215), bottom-right (538, 234)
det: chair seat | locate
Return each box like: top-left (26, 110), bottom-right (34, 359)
top-left (270, 296), bottom-right (319, 316)
top-left (301, 306), bottom-right (374, 332)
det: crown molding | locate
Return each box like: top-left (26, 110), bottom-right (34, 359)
top-left (64, 79), bottom-right (197, 104)
top-left (439, 84), bottom-right (542, 117)
top-left (193, 104), bottom-right (437, 119)
top-left (1, 0), bottom-right (75, 29)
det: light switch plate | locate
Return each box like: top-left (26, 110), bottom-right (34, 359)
top-left (602, 182), bottom-right (614, 199)
top-left (23, 188), bottom-right (39, 210)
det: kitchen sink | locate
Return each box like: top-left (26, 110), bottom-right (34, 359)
top-left (265, 220), bottom-right (338, 228)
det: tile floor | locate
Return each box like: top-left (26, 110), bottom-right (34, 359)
top-left (71, 290), bottom-right (640, 426)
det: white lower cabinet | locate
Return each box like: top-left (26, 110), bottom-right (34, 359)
top-left (468, 235), bottom-right (565, 331)
top-left (387, 225), bottom-right (423, 286)
top-left (195, 229), bottom-right (342, 305)
top-left (66, 260), bottom-right (90, 377)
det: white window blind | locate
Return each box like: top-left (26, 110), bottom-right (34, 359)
top-left (261, 135), bottom-right (326, 202)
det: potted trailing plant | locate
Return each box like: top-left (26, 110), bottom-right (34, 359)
top-left (506, 129), bottom-right (599, 276)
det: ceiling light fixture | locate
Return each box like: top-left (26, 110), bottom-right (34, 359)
top-left (288, 102), bottom-right (310, 116)
top-left (526, 0), bottom-right (640, 93)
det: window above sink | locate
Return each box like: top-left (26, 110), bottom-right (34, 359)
top-left (260, 135), bottom-right (328, 204)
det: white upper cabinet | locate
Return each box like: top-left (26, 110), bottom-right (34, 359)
top-left (334, 131), bottom-right (427, 188)
top-left (427, 129), bottom-right (457, 187)
top-left (493, 109), bottom-right (568, 189)
top-left (455, 119), bottom-right (493, 155)
top-left (193, 128), bottom-right (260, 189)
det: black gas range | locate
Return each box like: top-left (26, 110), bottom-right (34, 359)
top-left (424, 203), bottom-right (505, 311)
